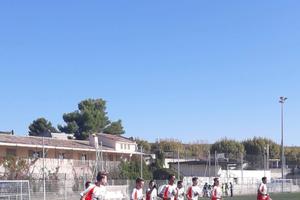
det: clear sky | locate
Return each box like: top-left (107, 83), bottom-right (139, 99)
top-left (1, 1), bottom-right (300, 146)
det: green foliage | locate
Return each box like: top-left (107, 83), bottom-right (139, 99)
top-left (157, 139), bottom-right (185, 153)
top-left (119, 156), bottom-right (152, 180)
top-left (242, 137), bottom-right (280, 169)
top-left (135, 138), bottom-right (151, 153)
top-left (186, 142), bottom-right (210, 158)
top-left (103, 120), bottom-right (125, 135)
top-left (0, 156), bottom-right (37, 179)
top-left (152, 168), bottom-right (178, 180)
top-left (152, 139), bottom-right (210, 159)
top-left (211, 138), bottom-right (245, 159)
top-left (285, 146), bottom-right (300, 167)
top-left (58, 98), bottom-right (125, 140)
top-left (28, 117), bottom-right (58, 136)
top-left (242, 137), bottom-right (280, 158)
top-left (151, 148), bottom-right (165, 169)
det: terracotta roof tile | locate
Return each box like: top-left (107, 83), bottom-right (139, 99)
top-left (0, 134), bottom-right (113, 151)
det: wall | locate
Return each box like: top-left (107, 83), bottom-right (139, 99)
top-left (98, 136), bottom-right (116, 149)
top-left (115, 142), bottom-right (136, 153)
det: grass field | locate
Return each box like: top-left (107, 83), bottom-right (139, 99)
top-left (221, 192), bottom-right (300, 200)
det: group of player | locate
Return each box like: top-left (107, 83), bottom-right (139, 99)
top-left (202, 182), bottom-right (233, 198)
top-left (133, 175), bottom-right (272, 200)
top-left (79, 171), bottom-right (272, 200)
top-left (131, 174), bottom-right (222, 200)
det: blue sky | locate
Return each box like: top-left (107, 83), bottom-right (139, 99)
top-left (1, 1), bottom-right (300, 145)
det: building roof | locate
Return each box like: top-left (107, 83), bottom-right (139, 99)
top-left (0, 131), bottom-right (14, 135)
top-left (168, 159), bottom-right (240, 166)
top-left (97, 133), bottom-right (136, 144)
top-left (51, 132), bottom-right (70, 140)
top-left (0, 134), bottom-right (114, 152)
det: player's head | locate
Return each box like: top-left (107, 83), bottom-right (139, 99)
top-left (85, 181), bottom-right (91, 189)
top-left (168, 174), bottom-right (176, 185)
top-left (177, 180), bottom-right (183, 188)
top-left (136, 177), bottom-right (144, 189)
top-left (213, 177), bottom-right (219, 186)
top-left (192, 177), bottom-right (198, 186)
top-left (262, 176), bottom-right (267, 183)
top-left (96, 171), bottom-right (108, 185)
top-left (149, 180), bottom-right (155, 188)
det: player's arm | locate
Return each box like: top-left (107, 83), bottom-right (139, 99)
top-left (130, 188), bottom-right (136, 200)
top-left (80, 185), bottom-right (93, 197)
top-left (158, 186), bottom-right (165, 198)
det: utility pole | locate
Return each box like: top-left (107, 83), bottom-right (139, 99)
top-left (263, 147), bottom-right (266, 177)
top-left (42, 136), bottom-right (46, 200)
top-left (241, 152), bottom-right (244, 187)
top-left (208, 151), bottom-right (211, 182)
top-left (140, 146), bottom-right (143, 178)
top-left (214, 151), bottom-right (217, 176)
top-left (279, 96), bottom-right (287, 192)
top-left (266, 144), bottom-right (269, 170)
top-left (177, 148), bottom-right (180, 179)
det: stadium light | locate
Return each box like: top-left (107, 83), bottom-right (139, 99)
top-left (279, 96), bottom-right (287, 192)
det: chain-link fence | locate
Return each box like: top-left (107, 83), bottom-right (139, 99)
top-left (1, 178), bottom-right (300, 200)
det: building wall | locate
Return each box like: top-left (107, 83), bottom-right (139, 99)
top-left (115, 142), bottom-right (136, 152)
top-left (98, 136), bottom-right (116, 149)
top-left (0, 146), bottom-right (7, 156)
top-left (0, 145), bottom-right (125, 164)
top-left (170, 163), bottom-right (220, 177)
top-left (0, 145), bottom-right (122, 179)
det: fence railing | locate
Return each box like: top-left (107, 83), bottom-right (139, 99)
top-left (1, 178), bottom-right (299, 200)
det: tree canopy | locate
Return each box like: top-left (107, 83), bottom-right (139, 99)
top-left (58, 98), bottom-right (125, 140)
top-left (119, 156), bottom-right (152, 180)
top-left (135, 138), bottom-right (151, 153)
top-left (211, 138), bottom-right (245, 159)
top-left (28, 117), bottom-right (58, 136)
top-left (103, 120), bottom-right (125, 135)
top-left (242, 137), bottom-right (280, 158)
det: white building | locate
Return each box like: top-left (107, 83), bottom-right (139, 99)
top-left (0, 132), bottom-right (140, 179)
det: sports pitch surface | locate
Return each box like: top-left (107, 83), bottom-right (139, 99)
top-left (221, 192), bottom-right (300, 200)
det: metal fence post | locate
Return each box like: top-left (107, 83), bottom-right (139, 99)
top-left (64, 173), bottom-right (67, 200)
top-left (20, 181), bottom-right (23, 200)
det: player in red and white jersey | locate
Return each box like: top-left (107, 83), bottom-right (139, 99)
top-left (158, 174), bottom-right (177, 200)
top-left (175, 180), bottom-right (185, 200)
top-left (131, 177), bottom-right (144, 200)
top-left (257, 177), bottom-right (272, 200)
top-left (186, 177), bottom-right (202, 200)
top-left (211, 178), bottom-right (222, 200)
top-left (146, 180), bottom-right (157, 200)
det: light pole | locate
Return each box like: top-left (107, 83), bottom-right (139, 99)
top-left (279, 96), bottom-right (287, 192)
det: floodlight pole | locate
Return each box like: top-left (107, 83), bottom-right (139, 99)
top-left (279, 96), bottom-right (287, 192)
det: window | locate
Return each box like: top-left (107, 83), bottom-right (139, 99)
top-left (127, 144), bottom-right (130, 150)
top-left (58, 153), bottom-right (65, 159)
top-left (28, 150), bottom-right (44, 158)
top-left (81, 154), bottom-right (87, 162)
top-left (108, 154), bottom-right (114, 161)
top-left (6, 149), bottom-right (16, 156)
top-left (120, 143), bottom-right (123, 149)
